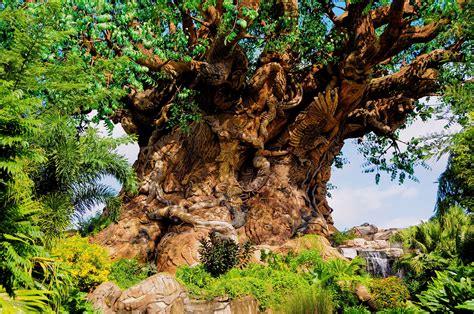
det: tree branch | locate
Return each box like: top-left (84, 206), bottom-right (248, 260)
top-left (367, 49), bottom-right (464, 99)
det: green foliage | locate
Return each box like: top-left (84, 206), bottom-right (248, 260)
top-left (369, 277), bottom-right (410, 310)
top-left (282, 287), bottom-right (334, 314)
top-left (331, 229), bottom-right (356, 246)
top-left (343, 305), bottom-right (370, 314)
top-left (0, 285), bottom-right (50, 313)
top-left (167, 88), bottom-right (202, 132)
top-left (198, 231), bottom-right (253, 277)
top-left (179, 247), bottom-right (369, 312)
top-left (0, 2), bottom-right (136, 299)
top-left (60, 289), bottom-right (97, 314)
top-left (377, 309), bottom-right (420, 314)
top-left (343, 305), bottom-right (371, 314)
top-left (177, 263), bottom-right (311, 311)
top-left (51, 235), bottom-right (111, 292)
top-left (33, 117), bottom-right (137, 242)
top-left (109, 258), bottom-right (153, 289)
top-left (0, 3), bottom-right (50, 296)
top-left (436, 113), bottom-right (474, 214)
top-left (393, 206), bottom-right (473, 292)
top-left (416, 264), bottom-right (474, 313)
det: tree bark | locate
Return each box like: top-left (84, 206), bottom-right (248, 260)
top-left (92, 0), bottom-right (467, 273)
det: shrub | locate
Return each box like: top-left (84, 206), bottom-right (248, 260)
top-left (369, 277), bottom-right (410, 310)
top-left (416, 264), bottom-right (473, 313)
top-left (177, 263), bottom-right (311, 311)
top-left (60, 289), bottom-right (96, 314)
top-left (331, 230), bottom-right (356, 246)
top-left (377, 309), bottom-right (420, 314)
top-left (51, 235), bottom-right (111, 291)
top-left (178, 248), bottom-right (370, 312)
top-left (282, 287), bottom-right (334, 314)
top-left (109, 258), bottom-right (153, 289)
top-left (199, 231), bottom-right (253, 277)
top-left (343, 305), bottom-right (370, 314)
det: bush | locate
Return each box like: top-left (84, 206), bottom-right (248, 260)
top-left (282, 287), bottom-right (334, 314)
top-left (343, 305), bottom-right (370, 313)
top-left (109, 258), bottom-right (153, 289)
top-left (416, 264), bottom-right (473, 313)
top-left (60, 289), bottom-right (96, 314)
top-left (199, 231), bottom-right (253, 277)
top-left (177, 263), bottom-right (311, 311)
top-left (369, 277), bottom-right (410, 310)
top-left (331, 230), bottom-right (356, 246)
top-left (51, 235), bottom-right (111, 291)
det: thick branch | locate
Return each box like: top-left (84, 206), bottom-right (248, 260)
top-left (367, 49), bottom-right (464, 99)
top-left (346, 95), bottom-right (415, 137)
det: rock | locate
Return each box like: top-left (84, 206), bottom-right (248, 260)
top-left (372, 240), bottom-right (389, 250)
top-left (88, 274), bottom-right (260, 314)
top-left (346, 238), bottom-right (367, 247)
top-left (385, 248), bottom-right (404, 258)
top-left (155, 228), bottom-right (208, 274)
top-left (115, 273), bottom-right (184, 312)
top-left (87, 282), bottom-right (122, 313)
top-left (351, 223), bottom-right (378, 240)
top-left (92, 196), bottom-right (164, 262)
top-left (373, 228), bottom-right (399, 241)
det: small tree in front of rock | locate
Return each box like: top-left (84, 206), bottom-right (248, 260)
top-left (199, 231), bottom-right (253, 277)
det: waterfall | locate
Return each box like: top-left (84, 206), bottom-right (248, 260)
top-left (359, 251), bottom-right (392, 277)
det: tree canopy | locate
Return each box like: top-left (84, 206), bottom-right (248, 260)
top-left (0, 1), bottom-right (473, 312)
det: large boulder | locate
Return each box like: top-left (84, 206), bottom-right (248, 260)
top-left (350, 223), bottom-right (379, 240)
top-left (88, 273), bottom-right (260, 314)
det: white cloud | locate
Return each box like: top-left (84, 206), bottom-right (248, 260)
top-left (329, 185), bottom-right (418, 229)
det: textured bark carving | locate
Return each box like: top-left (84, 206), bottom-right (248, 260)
top-left (93, 1), bottom-right (467, 273)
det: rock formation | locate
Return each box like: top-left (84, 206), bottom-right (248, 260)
top-left (88, 273), bottom-right (259, 314)
top-left (339, 224), bottom-right (404, 277)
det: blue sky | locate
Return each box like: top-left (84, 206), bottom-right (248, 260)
top-left (101, 110), bottom-right (452, 230)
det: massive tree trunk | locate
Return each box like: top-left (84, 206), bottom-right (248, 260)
top-left (93, 0), bottom-right (466, 273)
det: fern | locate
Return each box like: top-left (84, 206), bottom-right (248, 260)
top-left (0, 285), bottom-right (51, 313)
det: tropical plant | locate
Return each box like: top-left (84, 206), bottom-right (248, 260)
top-left (177, 263), bottom-right (311, 311)
top-left (0, 285), bottom-right (51, 313)
top-left (369, 276), bottom-right (410, 310)
top-left (51, 235), bottom-right (111, 292)
top-left (109, 258), bottom-right (154, 289)
top-left (435, 102), bottom-right (473, 215)
top-left (393, 206), bottom-right (473, 290)
top-left (199, 231), bottom-right (253, 277)
top-left (343, 305), bottom-right (371, 314)
top-left (416, 264), bottom-right (474, 313)
top-left (33, 117), bottom-right (137, 241)
top-left (0, 3), bottom-right (51, 296)
top-left (282, 287), bottom-right (334, 314)
top-left (60, 289), bottom-right (97, 314)
top-left (0, 1), bottom-right (134, 298)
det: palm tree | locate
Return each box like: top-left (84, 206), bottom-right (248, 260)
top-left (393, 206), bottom-right (473, 293)
top-left (32, 116), bottom-right (137, 241)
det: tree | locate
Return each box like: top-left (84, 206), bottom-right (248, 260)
top-left (436, 113), bottom-right (474, 215)
top-left (8, 1), bottom-right (473, 273)
top-left (0, 2), bottom-right (136, 303)
top-left (33, 116), bottom-right (137, 242)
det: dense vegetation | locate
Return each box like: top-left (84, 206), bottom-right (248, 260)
top-left (0, 0), bottom-right (472, 313)
top-left (0, 3), bottom-right (136, 311)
